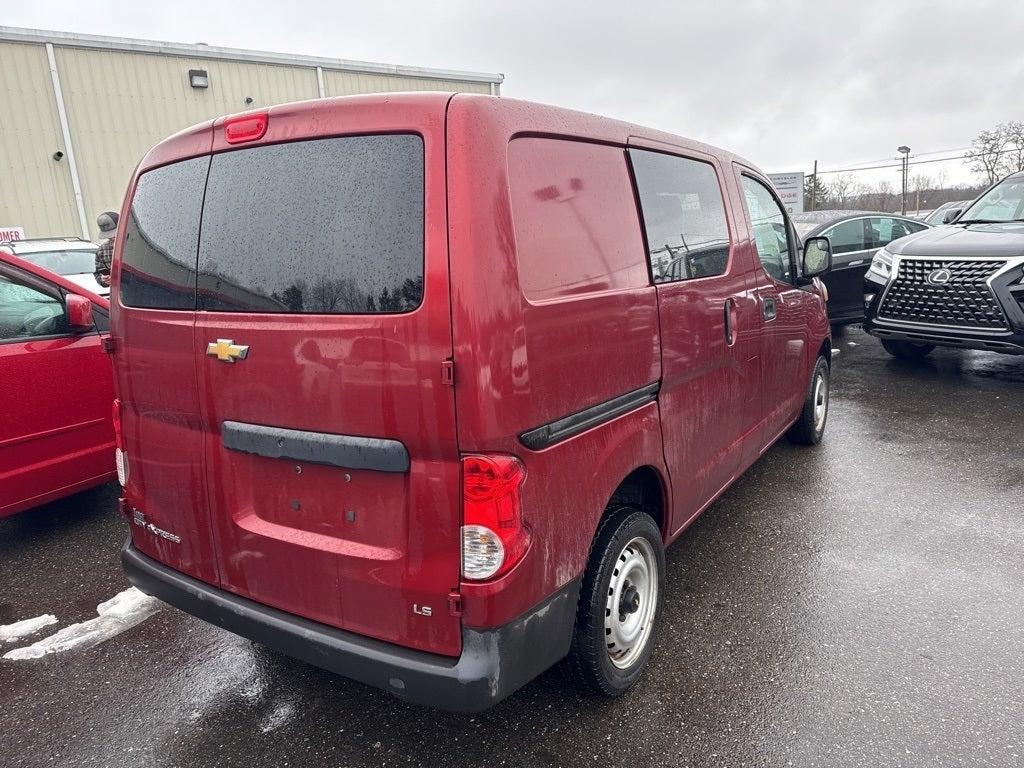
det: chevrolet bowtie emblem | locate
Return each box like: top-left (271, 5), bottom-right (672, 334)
top-left (206, 339), bottom-right (249, 363)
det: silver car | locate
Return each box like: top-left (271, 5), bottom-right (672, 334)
top-left (0, 237), bottom-right (107, 296)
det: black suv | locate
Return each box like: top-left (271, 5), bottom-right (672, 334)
top-left (863, 171), bottom-right (1024, 358)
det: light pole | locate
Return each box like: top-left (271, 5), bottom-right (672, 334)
top-left (897, 145), bottom-right (911, 215)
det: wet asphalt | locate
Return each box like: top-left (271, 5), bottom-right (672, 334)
top-left (1, 326), bottom-right (1022, 768)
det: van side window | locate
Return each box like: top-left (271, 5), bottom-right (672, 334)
top-left (628, 149), bottom-right (731, 283)
top-left (740, 175), bottom-right (795, 284)
top-left (197, 135), bottom-right (424, 314)
top-left (120, 157), bottom-right (209, 310)
top-left (508, 139), bottom-right (649, 301)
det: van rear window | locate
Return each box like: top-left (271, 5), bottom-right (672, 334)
top-left (197, 134), bottom-right (424, 314)
top-left (120, 156), bottom-right (209, 309)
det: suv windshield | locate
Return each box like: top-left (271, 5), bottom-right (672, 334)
top-left (18, 249), bottom-right (96, 276)
top-left (959, 178), bottom-right (1024, 223)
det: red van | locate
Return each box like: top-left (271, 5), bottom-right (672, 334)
top-left (114, 94), bottom-right (833, 712)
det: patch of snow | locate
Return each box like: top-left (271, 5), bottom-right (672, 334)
top-left (831, 348), bottom-right (841, 355)
top-left (0, 614), bottom-right (58, 643)
top-left (259, 701), bottom-right (297, 734)
top-left (3, 588), bottom-right (159, 661)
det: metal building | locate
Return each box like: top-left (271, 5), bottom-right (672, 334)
top-left (0, 27), bottom-right (503, 240)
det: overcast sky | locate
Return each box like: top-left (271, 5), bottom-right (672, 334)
top-left (7, 1), bottom-right (1024, 187)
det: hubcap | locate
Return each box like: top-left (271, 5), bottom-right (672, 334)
top-left (813, 370), bottom-right (829, 431)
top-left (604, 537), bottom-right (659, 669)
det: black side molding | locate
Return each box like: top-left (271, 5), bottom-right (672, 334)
top-left (519, 381), bottom-right (660, 451)
top-left (222, 421), bottom-right (409, 473)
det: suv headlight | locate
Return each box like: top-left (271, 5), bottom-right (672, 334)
top-left (867, 248), bottom-right (894, 281)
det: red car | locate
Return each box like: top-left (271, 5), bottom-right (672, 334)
top-left (0, 251), bottom-right (115, 517)
top-left (114, 94), bottom-right (833, 711)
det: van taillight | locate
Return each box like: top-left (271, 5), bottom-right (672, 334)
top-left (224, 114), bottom-right (268, 144)
top-left (460, 454), bottom-right (529, 581)
top-left (112, 399), bottom-right (128, 486)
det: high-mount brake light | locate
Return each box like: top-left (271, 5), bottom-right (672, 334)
top-left (460, 454), bottom-right (529, 581)
top-left (224, 114), bottom-right (268, 144)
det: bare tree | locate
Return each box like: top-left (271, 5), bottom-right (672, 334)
top-left (1003, 120), bottom-right (1024, 173)
top-left (964, 127), bottom-right (1011, 184)
top-left (935, 167), bottom-right (949, 190)
top-left (829, 174), bottom-right (857, 208)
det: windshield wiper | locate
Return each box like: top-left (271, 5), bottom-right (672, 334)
top-left (956, 218), bottom-right (1011, 225)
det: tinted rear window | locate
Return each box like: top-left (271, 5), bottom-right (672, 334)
top-left (197, 134), bottom-right (424, 313)
top-left (120, 157), bottom-right (209, 309)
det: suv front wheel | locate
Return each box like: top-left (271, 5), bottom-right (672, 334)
top-left (881, 339), bottom-right (935, 360)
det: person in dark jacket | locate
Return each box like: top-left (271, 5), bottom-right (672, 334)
top-left (94, 211), bottom-right (118, 288)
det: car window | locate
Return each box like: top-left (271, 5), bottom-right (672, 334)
top-left (740, 175), bottom-right (794, 284)
top-left (197, 134), bottom-right (424, 313)
top-left (869, 217), bottom-right (926, 248)
top-left (17, 249), bottom-right (97, 276)
top-left (823, 219), bottom-right (867, 254)
top-left (629, 149), bottom-right (731, 283)
top-left (0, 273), bottom-right (67, 341)
top-left (120, 156), bottom-right (209, 310)
top-left (508, 138), bottom-right (649, 301)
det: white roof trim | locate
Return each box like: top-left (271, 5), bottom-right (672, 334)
top-left (0, 26), bottom-right (504, 85)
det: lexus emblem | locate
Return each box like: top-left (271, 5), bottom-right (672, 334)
top-left (926, 268), bottom-right (952, 286)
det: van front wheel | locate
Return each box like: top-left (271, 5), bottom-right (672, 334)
top-left (568, 507), bottom-right (665, 696)
top-left (788, 355), bottom-right (830, 445)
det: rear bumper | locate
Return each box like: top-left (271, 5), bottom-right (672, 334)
top-left (122, 540), bottom-right (579, 713)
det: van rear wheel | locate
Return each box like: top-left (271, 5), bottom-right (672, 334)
top-left (568, 507), bottom-right (665, 696)
top-left (881, 339), bottom-right (934, 360)
top-left (788, 355), bottom-right (830, 445)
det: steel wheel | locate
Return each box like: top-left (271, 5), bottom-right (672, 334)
top-left (813, 369), bottom-right (829, 432)
top-left (604, 536), bottom-right (659, 669)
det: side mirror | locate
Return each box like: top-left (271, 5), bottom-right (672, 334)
top-left (66, 293), bottom-right (94, 332)
top-left (802, 236), bottom-right (832, 279)
top-left (942, 208), bottom-right (962, 224)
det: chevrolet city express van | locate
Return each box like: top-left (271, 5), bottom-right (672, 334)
top-left (111, 93), bottom-right (833, 712)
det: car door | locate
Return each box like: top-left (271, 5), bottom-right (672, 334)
top-left (0, 259), bottom-right (113, 517)
top-left (629, 147), bottom-right (760, 533)
top-left (819, 217), bottom-right (870, 320)
top-left (191, 119), bottom-right (462, 656)
top-left (736, 171), bottom-right (812, 449)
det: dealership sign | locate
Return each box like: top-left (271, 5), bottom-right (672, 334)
top-left (1, 226), bottom-right (25, 242)
top-left (767, 173), bottom-right (804, 214)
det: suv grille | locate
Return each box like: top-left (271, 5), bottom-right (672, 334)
top-left (878, 259), bottom-right (1008, 330)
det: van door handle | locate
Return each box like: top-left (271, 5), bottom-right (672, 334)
top-left (762, 296), bottom-right (777, 321)
top-left (724, 298), bottom-right (737, 346)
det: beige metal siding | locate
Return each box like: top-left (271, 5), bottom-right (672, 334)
top-left (0, 42), bottom-right (79, 237)
top-left (55, 46), bottom-right (320, 238)
top-left (322, 69), bottom-right (493, 97)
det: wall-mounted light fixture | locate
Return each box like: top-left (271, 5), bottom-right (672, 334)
top-left (188, 69), bottom-right (210, 89)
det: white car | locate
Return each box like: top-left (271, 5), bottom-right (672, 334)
top-left (0, 237), bottom-right (108, 296)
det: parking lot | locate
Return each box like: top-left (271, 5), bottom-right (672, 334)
top-left (0, 327), bottom-right (1019, 767)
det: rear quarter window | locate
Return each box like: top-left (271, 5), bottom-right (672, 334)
top-left (120, 157), bottom-right (209, 309)
top-left (196, 134), bottom-right (424, 314)
top-left (507, 138), bottom-right (649, 302)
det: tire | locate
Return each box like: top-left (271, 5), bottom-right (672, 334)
top-left (788, 355), bottom-right (830, 445)
top-left (568, 506), bottom-right (665, 697)
top-left (881, 339), bottom-right (935, 360)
